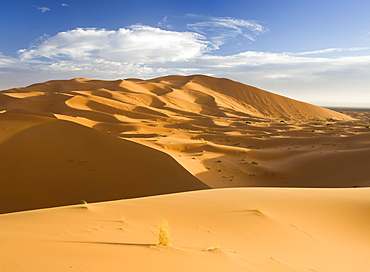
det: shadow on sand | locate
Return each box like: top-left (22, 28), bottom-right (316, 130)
top-left (65, 241), bottom-right (157, 247)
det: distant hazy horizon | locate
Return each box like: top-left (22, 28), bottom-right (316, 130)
top-left (1, 0), bottom-right (369, 107)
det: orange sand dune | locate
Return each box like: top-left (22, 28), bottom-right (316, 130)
top-left (1, 75), bottom-right (369, 196)
top-left (149, 75), bottom-right (353, 120)
top-left (1, 75), bottom-right (370, 271)
top-left (2, 75), bottom-right (352, 121)
top-left (0, 112), bottom-right (208, 214)
top-left (1, 188), bottom-right (369, 271)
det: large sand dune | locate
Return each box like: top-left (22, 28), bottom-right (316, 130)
top-left (0, 75), bottom-right (369, 271)
top-left (0, 112), bottom-right (208, 214)
top-left (1, 75), bottom-right (352, 121)
top-left (1, 75), bottom-right (368, 192)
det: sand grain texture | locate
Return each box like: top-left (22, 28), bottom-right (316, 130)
top-left (0, 188), bottom-right (370, 271)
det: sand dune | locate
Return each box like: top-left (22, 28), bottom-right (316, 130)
top-left (1, 188), bottom-right (369, 271)
top-left (0, 75), bottom-right (369, 271)
top-left (2, 75), bottom-right (352, 121)
top-left (0, 75), bottom-right (369, 202)
top-left (150, 75), bottom-right (354, 120)
top-left (0, 112), bottom-right (208, 214)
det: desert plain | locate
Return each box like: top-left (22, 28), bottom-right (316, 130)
top-left (0, 75), bottom-right (369, 271)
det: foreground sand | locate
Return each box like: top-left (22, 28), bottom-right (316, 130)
top-left (0, 75), bottom-right (369, 271)
top-left (1, 188), bottom-right (370, 271)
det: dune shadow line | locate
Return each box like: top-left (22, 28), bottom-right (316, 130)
top-left (66, 241), bottom-right (157, 247)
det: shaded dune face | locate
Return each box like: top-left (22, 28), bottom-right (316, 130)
top-left (0, 113), bottom-right (209, 214)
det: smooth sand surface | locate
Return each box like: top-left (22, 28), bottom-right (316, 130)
top-left (1, 188), bottom-right (370, 271)
top-left (0, 75), bottom-right (369, 271)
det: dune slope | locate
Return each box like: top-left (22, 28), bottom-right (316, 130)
top-left (0, 112), bottom-right (208, 214)
top-left (148, 75), bottom-right (353, 120)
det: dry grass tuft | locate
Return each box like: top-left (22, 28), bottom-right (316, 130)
top-left (81, 200), bottom-right (89, 209)
top-left (204, 242), bottom-right (221, 252)
top-left (157, 220), bottom-right (171, 246)
top-left (255, 208), bottom-right (263, 216)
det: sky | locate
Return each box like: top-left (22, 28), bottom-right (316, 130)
top-left (1, 0), bottom-right (370, 107)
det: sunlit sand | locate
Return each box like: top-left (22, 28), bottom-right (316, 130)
top-left (0, 75), bottom-right (369, 271)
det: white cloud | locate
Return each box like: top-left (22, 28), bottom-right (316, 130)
top-left (61, 4), bottom-right (69, 7)
top-left (0, 55), bottom-right (16, 67)
top-left (19, 26), bottom-right (209, 64)
top-left (0, 55), bottom-right (25, 71)
top-left (194, 50), bottom-right (370, 82)
top-left (36, 6), bottom-right (50, 13)
top-left (12, 26), bottom-right (370, 84)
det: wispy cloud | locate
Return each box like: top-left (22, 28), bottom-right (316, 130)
top-left (61, 4), bottom-right (69, 7)
top-left (187, 16), bottom-right (267, 44)
top-left (361, 30), bottom-right (370, 40)
top-left (0, 55), bottom-right (19, 68)
top-left (290, 47), bottom-right (370, 56)
top-left (36, 6), bottom-right (50, 13)
top-left (158, 15), bottom-right (268, 49)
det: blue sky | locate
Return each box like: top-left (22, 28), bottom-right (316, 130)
top-left (1, 0), bottom-right (370, 107)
